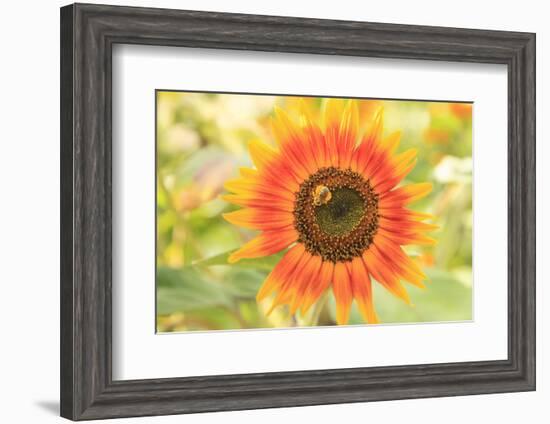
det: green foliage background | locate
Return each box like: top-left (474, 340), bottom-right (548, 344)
top-left (156, 92), bottom-right (473, 332)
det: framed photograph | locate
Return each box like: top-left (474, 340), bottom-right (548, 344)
top-left (60, 3), bottom-right (536, 420)
top-left (154, 91), bottom-right (472, 333)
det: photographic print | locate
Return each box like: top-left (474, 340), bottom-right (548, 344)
top-left (156, 91), bottom-right (473, 332)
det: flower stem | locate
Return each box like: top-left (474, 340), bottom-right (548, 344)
top-left (306, 291), bottom-right (329, 327)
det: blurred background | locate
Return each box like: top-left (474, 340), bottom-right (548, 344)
top-left (156, 91), bottom-right (472, 332)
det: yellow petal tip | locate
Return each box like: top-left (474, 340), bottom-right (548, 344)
top-left (227, 252), bottom-right (240, 264)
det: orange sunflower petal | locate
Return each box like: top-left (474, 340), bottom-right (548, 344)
top-left (379, 208), bottom-right (435, 222)
top-left (222, 194), bottom-right (294, 212)
top-left (372, 233), bottom-right (427, 280)
top-left (363, 248), bottom-right (411, 304)
top-left (228, 228), bottom-right (298, 263)
top-left (349, 257), bottom-right (379, 324)
top-left (321, 99), bottom-right (359, 168)
top-left (370, 242), bottom-right (425, 289)
top-left (351, 108), bottom-right (383, 173)
top-left (257, 243), bottom-right (306, 301)
top-left (332, 261), bottom-right (353, 325)
top-left (377, 228), bottom-right (437, 246)
top-left (248, 139), bottom-right (279, 170)
top-left (362, 131), bottom-right (401, 181)
top-left (370, 148), bottom-right (417, 193)
top-left (301, 260), bottom-right (334, 315)
top-left (297, 99), bottom-right (327, 168)
top-left (235, 166), bottom-right (299, 195)
top-left (266, 250), bottom-right (313, 314)
top-left (322, 98), bottom-right (346, 132)
top-left (224, 178), bottom-right (295, 202)
top-left (222, 208), bottom-right (294, 231)
top-left (247, 139), bottom-right (303, 187)
top-left (322, 99), bottom-right (348, 168)
top-left (378, 217), bottom-right (439, 235)
top-left (289, 254), bottom-right (323, 315)
top-left (239, 167), bottom-right (258, 178)
top-left (379, 183), bottom-right (433, 208)
top-left (272, 107), bottom-right (317, 177)
top-left (337, 100), bottom-right (359, 168)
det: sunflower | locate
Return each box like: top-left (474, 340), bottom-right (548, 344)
top-left (223, 99), bottom-right (437, 325)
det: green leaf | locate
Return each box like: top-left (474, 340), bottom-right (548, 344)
top-left (372, 268), bottom-right (472, 324)
top-left (156, 264), bottom-right (269, 315)
top-left (156, 267), bottom-right (232, 314)
top-left (222, 269), bottom-right (266, 299)
top-left (193, 250), bottom-right (285, 272)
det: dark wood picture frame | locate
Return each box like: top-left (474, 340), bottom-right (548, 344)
top-left (60, 3), bottom-right (536, 421)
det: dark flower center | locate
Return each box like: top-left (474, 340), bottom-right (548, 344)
top-left (293, 167), bottom-right (379, 262)
top-left (314, 187), bottom-right (364, 236)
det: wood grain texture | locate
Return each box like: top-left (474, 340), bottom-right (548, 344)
top-left (60, 4), bottom-right (74, 419)
top-left (60, 3), bottom-right (536, 420)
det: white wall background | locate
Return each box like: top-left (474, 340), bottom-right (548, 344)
top-left (0, 0), bottom-right (545, 422)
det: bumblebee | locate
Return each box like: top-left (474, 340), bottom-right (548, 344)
top-left (313, 185), bottom-right (332, 206)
